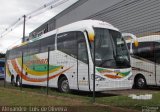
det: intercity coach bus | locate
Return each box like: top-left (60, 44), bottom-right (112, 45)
top-left (5, 20), bottom-right (133, 92)
top-left (126, 35), bottom-right (160, 89)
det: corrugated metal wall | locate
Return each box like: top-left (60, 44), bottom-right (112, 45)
top-left (87, 0), bottom-right (160, 35)
top-left (55, 0), bottom-right (123, 28)
top-left (30, 0), bottom-right (160, 39)
top-left (29, 0), bottom-right (123, 38)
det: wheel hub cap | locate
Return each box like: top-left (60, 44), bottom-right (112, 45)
top-left (138, 78), bottom-right (145, 87)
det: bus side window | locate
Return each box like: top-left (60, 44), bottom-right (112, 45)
top-left (8, 50), bottom-right (12, 59)
top-left (9, 48), bottom-right (18, 59)
top-left (134, 42), bottom-right (154, 62)
top-left (22, 45), bottom-right (28, 56)
top-left (77, 32), bottom-right (88, 64)
top-left (28, 40), bottom-right (40, 55)
top-left (154, 42), bottom-right (160, 64)
top-left (132, 44), bottom-right (137, 55)
top-left (15, 47), bottom-right (22, 58)
top-left (6, 51), bottom-right (9, 59)
top-left (57, 32), bottom-right (77, 58)
top-left (40, 34), bottom-right (55, 52)
top-left (10, 49), bottom-right (15, 59)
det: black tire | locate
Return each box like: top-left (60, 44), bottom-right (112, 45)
top-left (16, 76), bottom-right (21, 87)
top-left (135, 75), bottom-right (146, 89)
top-left (58, 77), bottom-right (70, 93)
top-left (11, 75), bottom-right (15, 86)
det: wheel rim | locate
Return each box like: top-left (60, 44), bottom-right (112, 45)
top-left (61, 80), bottom-right (69, 92)
top-left (17, 78), bottom-right (21, 86)
top-left (17, 80), bottom-right (20, 86)
top-left (137, 78), bottom-right (145, 88)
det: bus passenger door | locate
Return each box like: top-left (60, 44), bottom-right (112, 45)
top-left (77, 32), bottom-right (90, 91)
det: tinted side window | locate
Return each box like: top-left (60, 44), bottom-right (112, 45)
top-left (154, 42), bottom-right (160, 64)
top-left (16, 47), bottom-right (22, 58)
top-left (57, 32), bottom-right (77, 58)
top-left (133, 42), bottom-right (154, 62)
top-left (22, 45), bottom-right (28, 56)
top-left (8, 47), bottom-right (22, 59)
top-left (28, 40), bottom-right (40, 55)
top-left (8, 50), bottom-right (13, 59)
top-left (6, 51), bottom-right (9, 59)
top-left (41, 34), bottom-right (55, 52)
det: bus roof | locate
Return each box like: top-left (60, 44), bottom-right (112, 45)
top-left (32, 19), bottom-right (119, 41)
top-left (137, 35), bottom-right (160, 42)
top-left (126, 35), bottom-right (160, 43)
top-left (56, 19), bottom-right (119, 33)
top-left (12, 19), bottom-right (119, 49)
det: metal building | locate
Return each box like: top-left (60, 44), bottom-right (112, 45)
top-left (29, 0), bottom-right (160, 40)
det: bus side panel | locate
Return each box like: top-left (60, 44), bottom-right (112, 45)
top-left (6, 50), bottom-right (79, 89)
top-left (50, 50), bottom-right (78, 90)
top-left (21, 52), bottom-right (49, 86)
top-left (131, 57), bottom-right (156, 85)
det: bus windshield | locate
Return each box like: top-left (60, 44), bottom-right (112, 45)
top-left (0, 61), bottom-right (5, 75)
top-left (0, 61), bottom-right (5, 67)
top-left (91, 28), bottom-right (130, 68)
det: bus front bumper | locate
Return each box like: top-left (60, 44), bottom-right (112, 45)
top-left (91, 80), bottom-right (133, 92)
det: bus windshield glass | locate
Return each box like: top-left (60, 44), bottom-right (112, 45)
top-left (91, 28), bottom-right (130, 68)
top-left (0, 61), bottom-right (4, 67)
top-left (0, 61), bottom-right (5, 76)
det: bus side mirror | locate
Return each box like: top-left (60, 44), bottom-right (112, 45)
top-left (86, 27), bottom-right (95, 42)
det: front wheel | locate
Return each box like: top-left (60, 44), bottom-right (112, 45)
top-left (135, 75), bottom-right (146, 89)
top-left (58, 77), bottom-right (70, 93)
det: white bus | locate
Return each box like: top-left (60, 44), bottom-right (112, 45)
top-left (5, 20), bottom-right (133, 92)
top-left (126, 35), bottom-right (160, 89)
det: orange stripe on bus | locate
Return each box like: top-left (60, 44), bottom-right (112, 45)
top-left (104, 74), bottom-right (122, 79)
top-left (11, 59), bottom-right (71, 82)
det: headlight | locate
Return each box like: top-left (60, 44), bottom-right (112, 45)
top-left (91, 74), bottom-right (106, 81)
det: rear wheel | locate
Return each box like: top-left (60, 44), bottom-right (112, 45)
top-left (16, 76), bottom-right (21, 87)
top-left (135, 75), bottom-right (146, 89)
top-left (11, 75), bottom-right (15, 86)
top-left (58, 77), bottom-right (70, 93)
